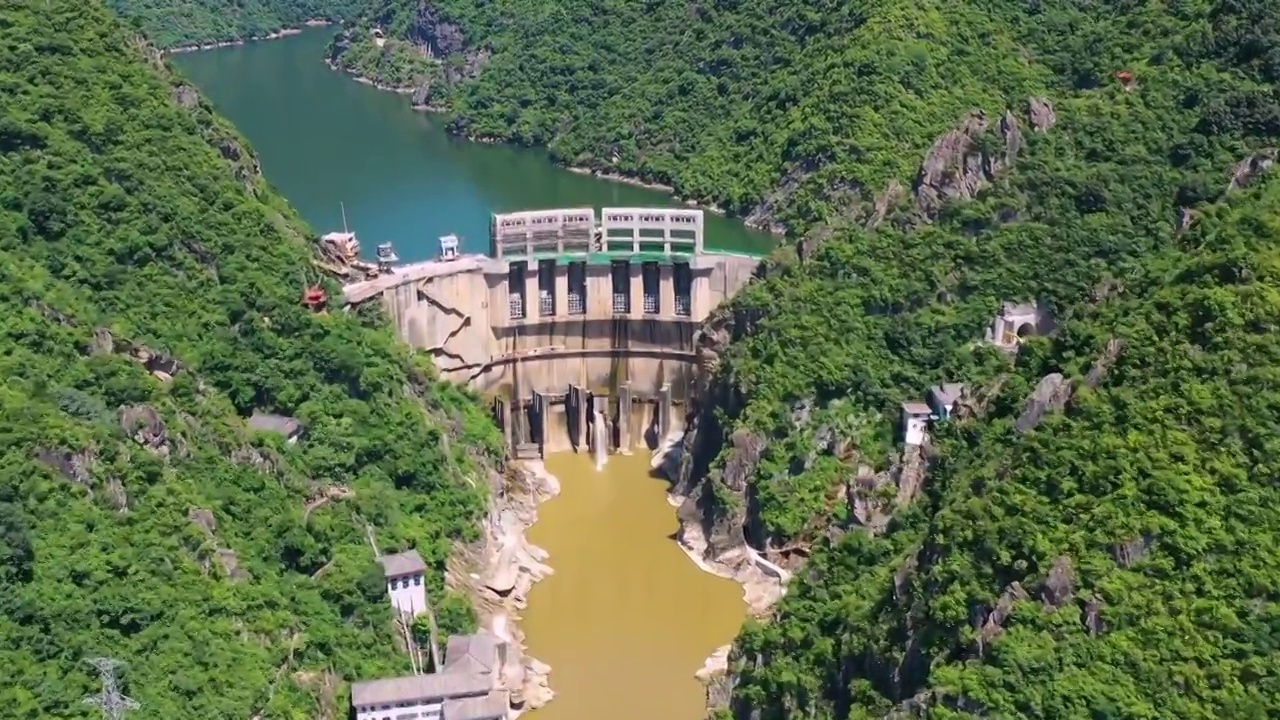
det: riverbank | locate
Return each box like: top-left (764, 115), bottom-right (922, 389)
top-left (651, 434), bottom-right (789, 617)
top-left (650, 434), bottom-right (789, 713)
top-left (446, 462), bottom-right (559, 716)
top-left (163, 19), bottom-right (332, 55)
top-left (321, 53), bottom-right (779, 232)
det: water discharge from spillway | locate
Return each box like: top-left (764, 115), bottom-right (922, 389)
top-left (592, 411), bottom-right (608, 471)
top-left (523, 453), bottom-right (746, 720)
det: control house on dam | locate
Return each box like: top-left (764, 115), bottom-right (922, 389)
top-left (341, 207), bottom-right (763, 460)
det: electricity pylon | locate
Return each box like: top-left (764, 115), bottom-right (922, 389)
top-left (82, 658), bottom-right (140, 720)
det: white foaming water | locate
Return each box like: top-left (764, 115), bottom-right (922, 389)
top-left (592, 410), bottom-right (609, 471)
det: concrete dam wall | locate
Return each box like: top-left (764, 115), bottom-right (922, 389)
top-left (342, 207), bottom-right (762, 457)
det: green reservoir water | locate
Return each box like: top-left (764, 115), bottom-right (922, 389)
top-left (172, 29), bottom-right (771, 261)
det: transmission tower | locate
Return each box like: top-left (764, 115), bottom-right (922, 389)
top-left (82, 658), bottom-right (140, 720)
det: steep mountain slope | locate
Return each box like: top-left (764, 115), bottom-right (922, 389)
top-left (328, 0), bottom-right (1052, 230)
top-left (0, 2), bottom-right (499, 718)
top-left (341, 0), bottom-right (1280, 717)
top-left (107, 0), bottom-right (359, 49)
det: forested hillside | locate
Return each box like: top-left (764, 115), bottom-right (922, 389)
top-left (339, 0), bottom-right (1280, 717)
top-left (0, 1), bottom-right (499, 718)
top-left (107, 0), bottom-right (358, 49)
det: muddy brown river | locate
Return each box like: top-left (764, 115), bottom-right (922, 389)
top-left (522, 452), bottom-right (746, 720)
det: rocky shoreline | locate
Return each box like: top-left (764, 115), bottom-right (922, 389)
top-left (321, 51), bottom-right (782, 236)
top-left (162, 20), bottom-right (332, 55)
top-left (651, 435), bottom-right (790, 710)
top-left (446, 462), bottom-right (559, 716)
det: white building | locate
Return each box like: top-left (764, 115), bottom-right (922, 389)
top-left (927, 383), bottom-right (966, 421)
top-left (379, 549), bottom-right (428, 617)
top-left (351, 631), bottom-right (509, 720)
top-left (984, 301), bottom-right (1045, 349)
top-left (901, 401), bottom-right (933, 446)
top-left (247, 412), bottom-right (303, 444)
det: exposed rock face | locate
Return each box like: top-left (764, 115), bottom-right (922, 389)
top-left (118, 404), bottom-right (170, 457)
top-left (1039, 555), bottom-right (1075, 609)
top-left (975, 581), bottom-right (1029, 655)
top-left (36, 446), bottom-right (97, 486)
top-left (171, 83), bottom-right (200, 110)
top-left (846, 444), bottom-right (928, 534)
top-left (913, 109), bottom-right (1020, 220)
top-left (188, 507), bottom-right (217, 535)
top-left (1016, 338), bottom-right (1125, 433)
top-left (1013, 372), bottom-right (1073, 433)
top-left (163, 76), bottom-right (264, 192)
top-left (1028, 96), bottom-right (1057, 132)
top-left (411, 1), bottom-right (466, 56)
top-left (1113, 533), bottom-right (1155, 568)
top-left (1227, 147), bottom-right (1277, 192)
top-left (446, 464), bottom-right (557, 714)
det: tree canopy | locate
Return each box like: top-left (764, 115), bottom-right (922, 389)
top-left (0, 1), bottom-right (500, 717)
top-left (107, 0), bottom-right (360, 49)
top-left (336, 0), bottom-right (1280, 716)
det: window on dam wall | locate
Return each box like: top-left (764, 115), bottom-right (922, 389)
top-left (538, 259), bottom-right (556, 317)
top-left (611, 260), bottom-right (631, 314)
top-left (508, 261), bottom-right (526, 320)
top-left (568, 261), bottom-right (586, 315)
top-left (674, 262), bottom-right (692, 316)
top-left (642, 261), bottom-right (660, 314)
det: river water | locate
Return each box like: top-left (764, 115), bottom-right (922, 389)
top-left (174, 29), bottom-right (751, 720)
top-left (172, 29), bottom-right (771, 261)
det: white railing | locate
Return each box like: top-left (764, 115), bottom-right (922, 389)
top-left (508, 294), bottom-right (525, 320)
top-left (612, 293), bottom-right (630, 314)
top-left (567, 291), bottom-right (586, 315)
top-left (643, 293), bottom-right (659, 314)
top-left (539, 291), bottom-right (554, 317)
top-left (674, 295), bottom-right (691, 316)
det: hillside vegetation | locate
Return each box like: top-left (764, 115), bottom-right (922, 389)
top-left (0, 1), bottom-right (499, 718)
top-left (341, 0), bottom-right (1280, 717)
top-left (107, 0), bottom-right (359, 49)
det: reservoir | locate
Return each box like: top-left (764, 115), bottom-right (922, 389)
top-left (173, 29), bottom-right (753, 720)
top-left (171, 29), bottom-right (771, 261)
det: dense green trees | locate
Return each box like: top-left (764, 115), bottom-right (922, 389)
top-left (335, 0), bottom-right (1280, 716)
top-left (0, 1), bottom-right (500, 717)
top-left (107, 0), bottom-right (360, 49)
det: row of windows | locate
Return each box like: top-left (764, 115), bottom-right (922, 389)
top-left (388, 574), bottom-right (423, 590)
top-left (602, 212), bottom-right (698, 225)
top-left (495, 213), bottom-right (594, 229)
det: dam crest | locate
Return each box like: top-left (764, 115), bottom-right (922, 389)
top-left (342, 207), bottom-right (762, 459)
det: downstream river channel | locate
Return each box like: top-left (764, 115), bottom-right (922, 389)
top-left (174, 29), bottom-right (755, 720)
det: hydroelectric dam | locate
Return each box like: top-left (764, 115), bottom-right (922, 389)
top-left (340, 207), bottom-right (763, 460)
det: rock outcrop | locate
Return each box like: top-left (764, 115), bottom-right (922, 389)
top-left (119, 404), bottom-right (170, 457)
top-left (913, 108), bottom-right (1021, 220)
top-left (447, 464), bottom-right (558, 714)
